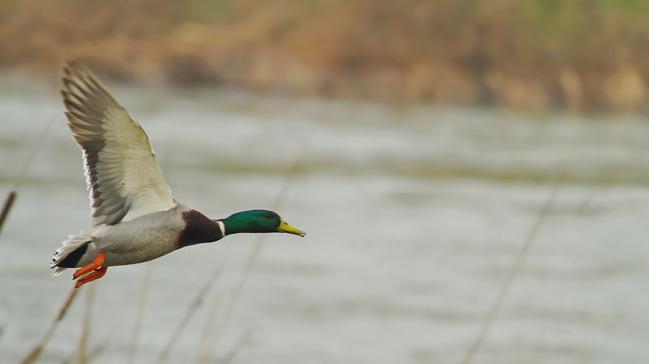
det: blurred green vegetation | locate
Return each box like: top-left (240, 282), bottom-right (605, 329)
top-left (2, 0), bottom-right (649, 112)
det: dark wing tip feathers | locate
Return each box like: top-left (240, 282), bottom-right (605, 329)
top-left (61, 60), bottom-right (118, 226)
top-left (61, 60), bottom-right (114, 106)
top-left (62, 60), bottom-right (89, 80)
top-left (61, 60), bottom-right (88, 90)
top-left (60, 61), bottom-right (117, 136)
top-left (61, 62), bottom-right (95, 99)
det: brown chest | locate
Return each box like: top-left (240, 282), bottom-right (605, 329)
top-left (178, 210), bottom-right (224, 248)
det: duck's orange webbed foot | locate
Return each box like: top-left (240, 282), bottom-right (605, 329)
top-left (73, 250), bottom-right (108, 288)
top-left (74, 266), bottom-right (107, 288)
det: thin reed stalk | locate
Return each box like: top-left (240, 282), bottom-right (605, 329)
top-left (194, 235), bottom-right (266, 364)
top-left (195, 141), bottom-right (308, 363)
top-left (575, 184), bottom-right (613, 215)
top-left (155, 267), bottom-right (222, 363)
top-left (60, 341), bottom-right (106, 364)
top-left (14, 119), bottom-right (54, 190)
top-left (1, 119), bottom-right (53, 243)
top-left (128, 264), bottom-right (152, 364)
top-left (193, 287), bottom-right (223, 362)
top-left (76, 284), bottom-right (96, 364)
top-left (459, 174), bottom-right (566, 364)
top-left (21, 287), bottom-right (81, 364)
top-left (219, 329), bottom-right (252, 364)
top-left (0, 190), bottom-right (16, 237)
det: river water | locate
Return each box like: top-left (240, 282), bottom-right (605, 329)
top-left (1, 77), bottom-right (648, 363)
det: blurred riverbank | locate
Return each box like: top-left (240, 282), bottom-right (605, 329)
top-left (2, 0), bottom-right (649, 113)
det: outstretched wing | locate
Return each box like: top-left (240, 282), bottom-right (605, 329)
top-left (61, 61), bottom-right (176, 226)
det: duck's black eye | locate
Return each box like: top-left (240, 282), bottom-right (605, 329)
top-left (264, 212), bottom-right (274, 219)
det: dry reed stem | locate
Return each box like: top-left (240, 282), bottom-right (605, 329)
top-left (459, 174), bottom-right (566, 364)
top-left (193, 235), bottom-right (266, 364)
top-left (193, 285), bottom-right (223, 362)
top-left (219, 329), bottom-right (252, 364)
top-left (61, 341), bottom-right (106, 364)
top-left (196, 142), bottom-right (307, 363)
top-left (21, 287), bottom-right (81, 364)
top-left (155, 267), bottom-right (222, 363)
top-left (76, 284), bottom-right (97, 364)
top-left (2, 119), bottom-right (52, 242)
top-left (14, 119), bottom-right (54, 190)
top-left (128, 264), bottom-right (152, 364)
top-left (0, 191), bottom-right (17, 237)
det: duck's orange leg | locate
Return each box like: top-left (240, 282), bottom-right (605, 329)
top-left (73, 250), bottom-right (107, 280)
top-left (72, 250), bottom-right (106, 279)
top-left (75, 266), bottom-right (108, 288)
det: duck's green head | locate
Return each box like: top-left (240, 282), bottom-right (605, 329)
top-left (222, 210), bottom-right (306, 237)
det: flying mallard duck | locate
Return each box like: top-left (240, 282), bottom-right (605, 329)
top-left (50, 61), bottom-right (305, 288)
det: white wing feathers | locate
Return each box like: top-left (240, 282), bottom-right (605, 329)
top-left (61, 61), bottom-right (176, 226)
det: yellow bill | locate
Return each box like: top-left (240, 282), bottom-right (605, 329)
top-left (277, 219), bottom-right (306, 237)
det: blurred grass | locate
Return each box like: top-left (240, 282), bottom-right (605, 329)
top-left (2, 0), bottom-right (649, 111)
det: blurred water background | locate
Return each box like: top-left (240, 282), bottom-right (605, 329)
top-left (1, 76), bottom-right (649, 363)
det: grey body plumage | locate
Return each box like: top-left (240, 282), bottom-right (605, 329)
top-left (59, 205), bottom-right (224, 268)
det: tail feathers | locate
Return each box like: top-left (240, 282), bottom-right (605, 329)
top-left (52, 266), bottom-right (67, 277)
top-left (50, 233), bottom-right (94, 276)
